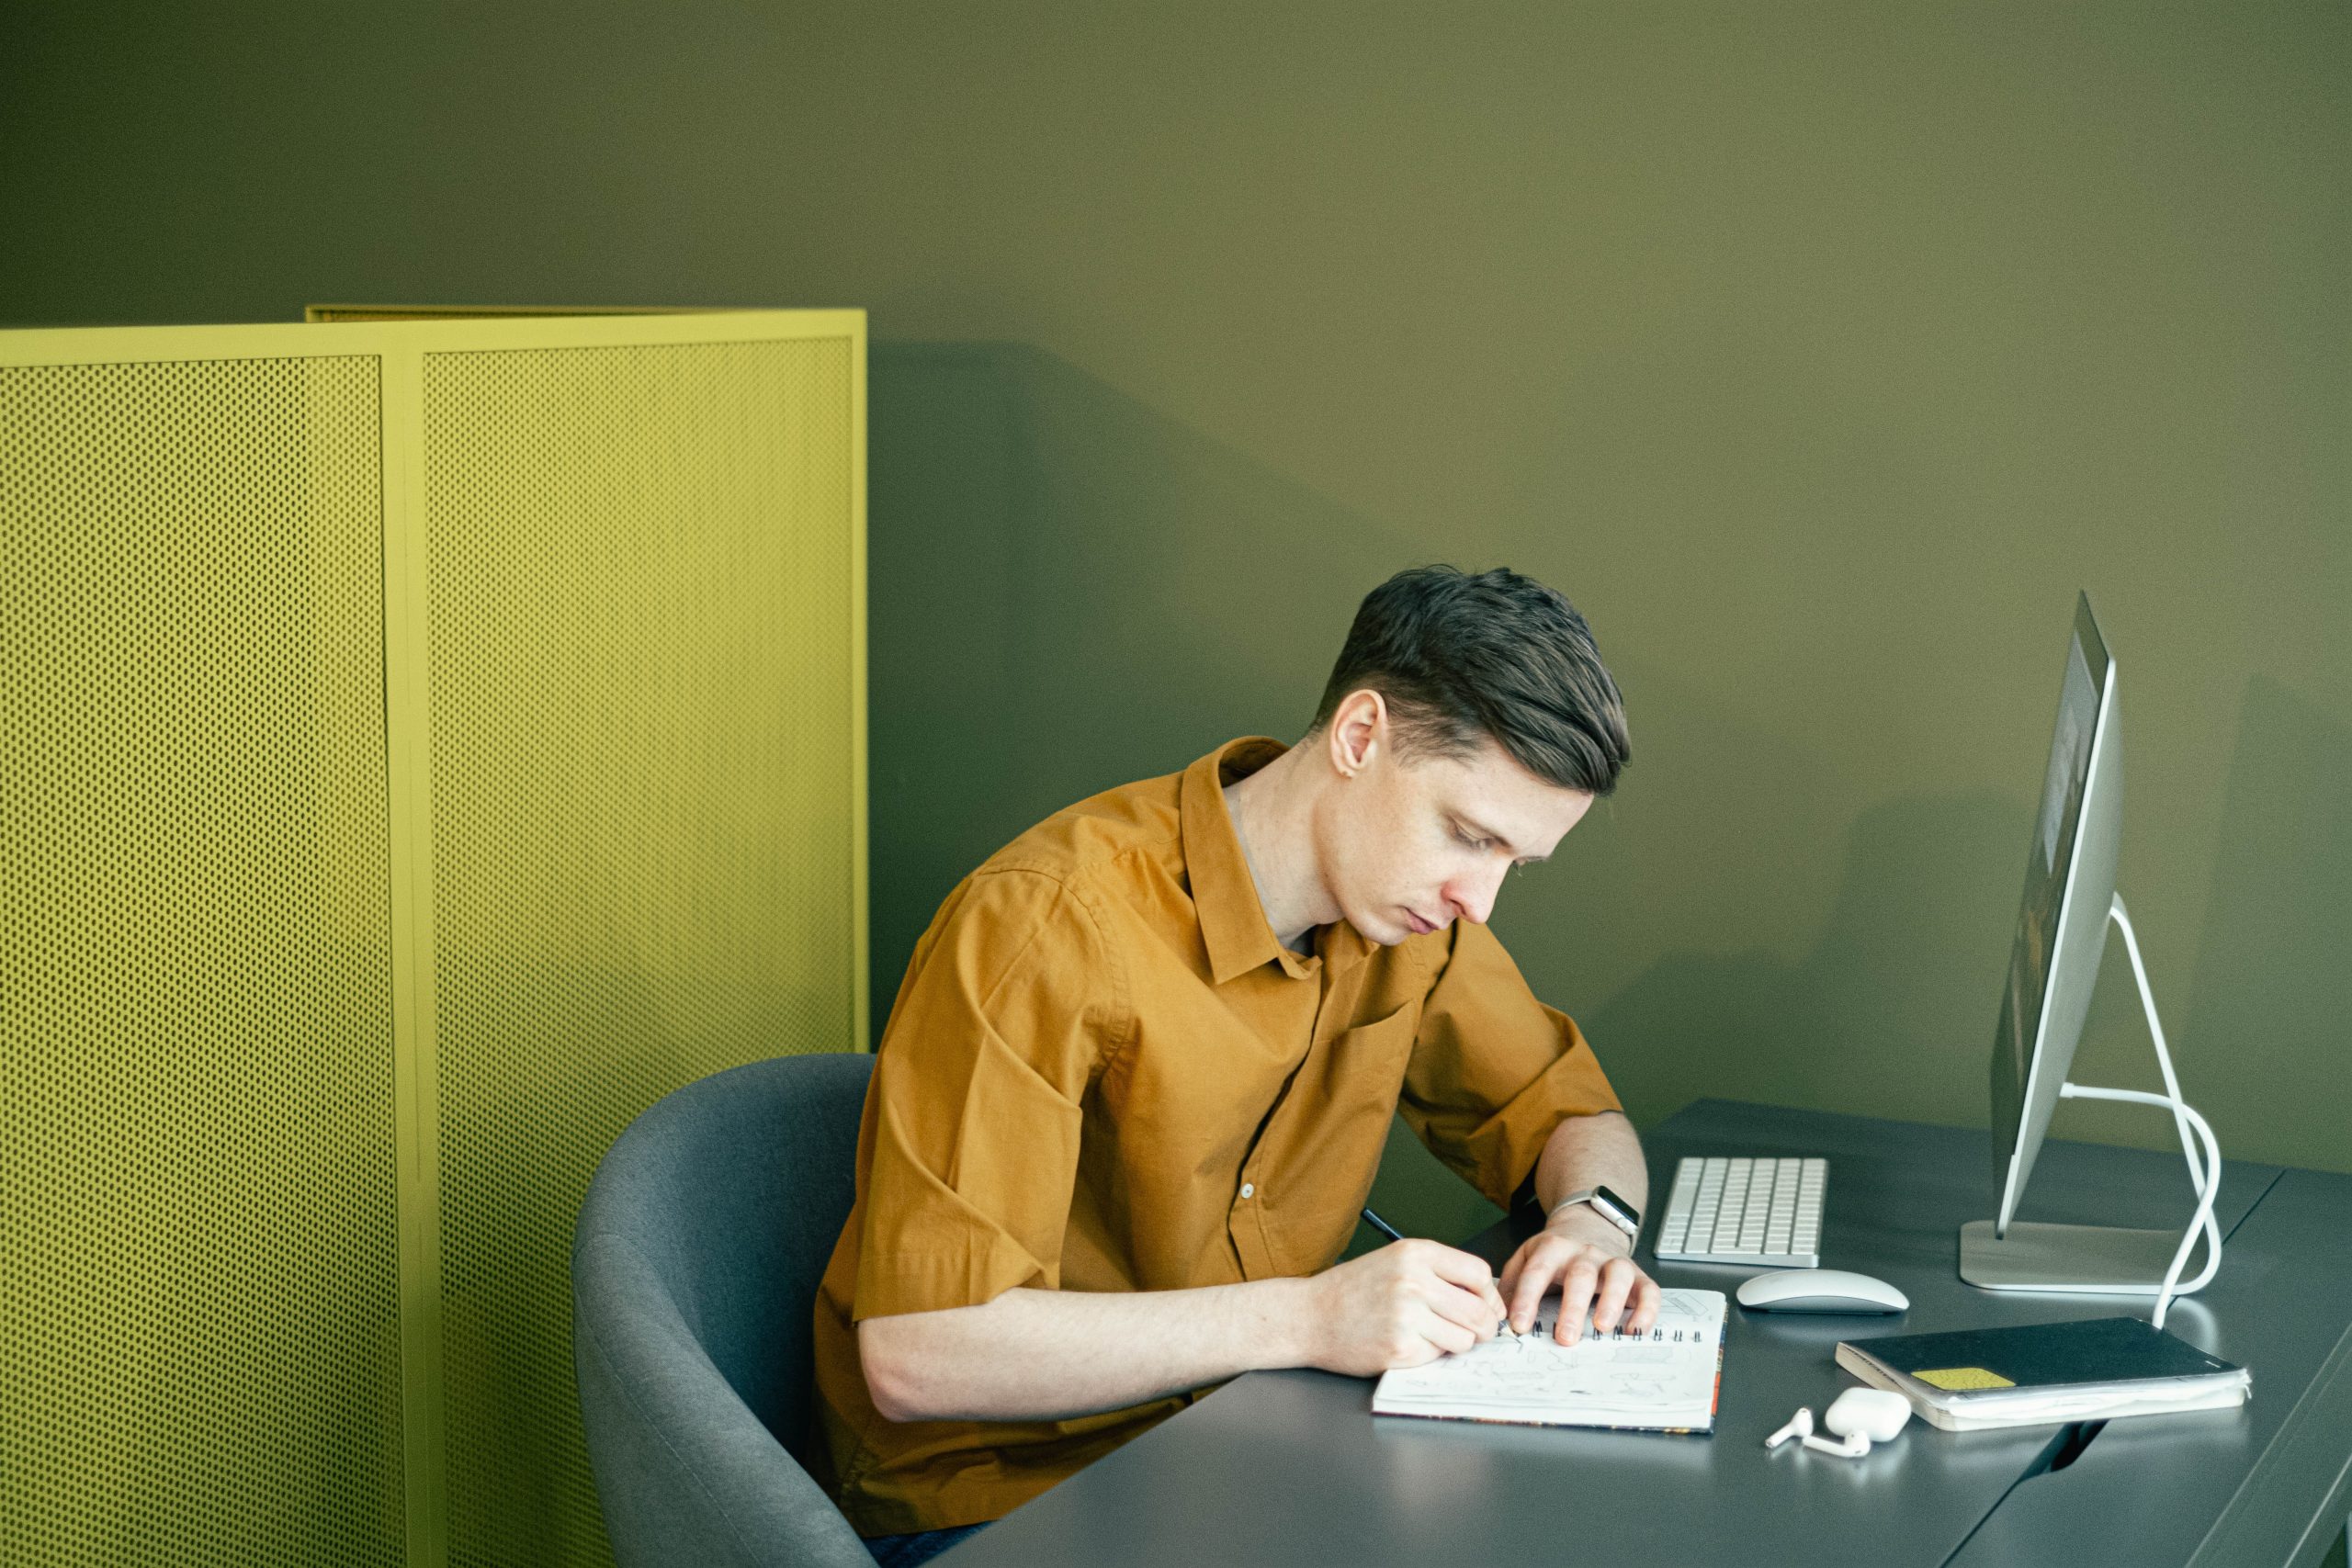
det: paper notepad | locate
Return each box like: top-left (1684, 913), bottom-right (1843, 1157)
top-left (1371, 1288), bottom-right (1727, 1434)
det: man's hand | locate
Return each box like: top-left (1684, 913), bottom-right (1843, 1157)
top-left (1499, 1204), bottom-right (1659, 1346)
top-left (1303, 1239), bottom-right (1507, 1376)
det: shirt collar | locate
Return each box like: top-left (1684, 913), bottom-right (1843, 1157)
top-left (1180, 736), bottom-right (1373, 986)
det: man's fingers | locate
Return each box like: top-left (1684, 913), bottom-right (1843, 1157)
top-left (1626, 1271), bottom-right (1662, 1333)
top-left (1492, 1239), bottom-right (1665, 1343)
top-left (1589, 1259), bottom-right (1636, 1335)
top-left (1496, 1248), bottom-right (1526, 1309)
top-left (1496, 1250), bottom-right (1533, 1325)
top-left (1423, 1276), bottom-right (1502, 1338)
top-left (1552, 1256), bottom-right (1602, 1345)
top-left (1415, 1243), bottom-right (1504, 1329)
top-left (1419, 1303), bottom-right (1481, 1357)
top-left (1498, 1238), bottom-right (1661, 1339)
top-left (1420, 1242), bottom-right (1500, 1297)
top-left (1507, 1233), bottom-right (1587, 1333)
top-left (1508, 1254), bottom-right (1552, 1334)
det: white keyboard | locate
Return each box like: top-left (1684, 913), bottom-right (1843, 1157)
top-left (1655, 1156), bottom-right (1826, 1269)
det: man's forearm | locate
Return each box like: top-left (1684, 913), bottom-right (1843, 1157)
top-left (1532, 1110), bottom-right (1649, 1231)
top-left (859, 1276), bottom-right (1317, 1424)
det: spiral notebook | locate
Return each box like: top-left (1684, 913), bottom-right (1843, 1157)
top-left (1371, 1288), bottom-right (1728, 1434)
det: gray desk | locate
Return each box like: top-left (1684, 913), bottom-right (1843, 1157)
top-left (942, 1100), bottom-right (2352, 1568)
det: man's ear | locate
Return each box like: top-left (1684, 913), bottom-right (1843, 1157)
top-left (1327, 687), bottom-right (1388, 776)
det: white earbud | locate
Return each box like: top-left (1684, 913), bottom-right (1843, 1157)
top-left (1803, 1429), bottom-right (1873, 1458)
top-left (1763, 1407), bottom-right (1815, 1450)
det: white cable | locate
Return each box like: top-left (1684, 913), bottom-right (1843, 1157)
top-left (2050, 894), bottom-right (2223, 1331)
top-left (2111, 897), bottom-right (2210, 1196)
top-left (2059, 1084), bottom-right (2221, 1329)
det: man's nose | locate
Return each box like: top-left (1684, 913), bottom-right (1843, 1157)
top-left (1446, 863), bottom-right (1508, 926)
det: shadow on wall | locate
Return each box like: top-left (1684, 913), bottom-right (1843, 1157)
top-left (1579, 671), bottom-right (2352, 1191)
top-left (1363, 671), bottom-right (2352, 1244)
top-left (1353, 790), bottom-right (2075, 1247)
top-left (1348, 790), bottom-right (2031, 1249)
top-left (2177, 676), bottom-right (2352, 1175)
top-left (865, 341), bottom-right (1429, 1032)
top-left (1588, 790), bottom-right (2031, 1135)
top-left (1589, 799), bottom-right (2031, 1142)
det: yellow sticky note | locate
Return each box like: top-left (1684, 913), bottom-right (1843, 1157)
top-left (1916, 1366), bottom-right (2015, 1391)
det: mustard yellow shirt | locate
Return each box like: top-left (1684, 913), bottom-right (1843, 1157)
top-left (810, 737), bottom-right (1621, 1534)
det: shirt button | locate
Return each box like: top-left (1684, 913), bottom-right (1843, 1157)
top-left (1239, 1183), bottom-right (1256, 1200)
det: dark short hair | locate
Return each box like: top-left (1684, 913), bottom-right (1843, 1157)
top-left (1308, 566), bottom-right (1630, 795)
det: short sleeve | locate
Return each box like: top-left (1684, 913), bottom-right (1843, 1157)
top-left (852, 867), bottom-right (1121, 1321)
top-left (1398, 919), bottom-right (1623, 1211)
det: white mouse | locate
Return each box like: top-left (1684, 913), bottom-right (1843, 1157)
top-left (1735, 1268), bottom-right (1909, 1314)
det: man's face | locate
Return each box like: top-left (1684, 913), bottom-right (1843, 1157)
top-left (1315, 722), bottom-right (1594, 946)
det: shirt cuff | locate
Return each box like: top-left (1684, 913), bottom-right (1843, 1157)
top-left (854, 1232), bottom-right (1054, 1322)
top-left (1451, 1010), bottom-right (1623, 1211)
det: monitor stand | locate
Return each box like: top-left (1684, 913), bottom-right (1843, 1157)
top-left (1960, 895), bottom-right (2222, 1325)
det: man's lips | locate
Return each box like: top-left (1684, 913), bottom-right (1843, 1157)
top-left (1403, 909), bottom-right (1438, 935)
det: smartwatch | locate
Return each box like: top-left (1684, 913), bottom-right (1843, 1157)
top-left (1551, 1185), bottom-right (1642, 1243)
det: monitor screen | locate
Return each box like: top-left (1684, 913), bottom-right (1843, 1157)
top-left (1990, 600), bottom-right (2111, 1201)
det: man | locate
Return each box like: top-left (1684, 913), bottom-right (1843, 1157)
top-left (811, 565), bottom-right (1657, 1562)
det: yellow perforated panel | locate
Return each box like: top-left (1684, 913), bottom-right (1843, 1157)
top-left (421, 337), bottom-right (858, 1566)
top-left (0, 357), bottom-right (404, 1565)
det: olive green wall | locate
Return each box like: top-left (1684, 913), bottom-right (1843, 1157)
top-left (5, 4), bottom-right (2346, 1243)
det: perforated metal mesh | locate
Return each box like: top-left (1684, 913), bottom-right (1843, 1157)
top-left (0, 357), bottom-right (405, 1565)
top-left (423, 338), bottom-right (858, 1566)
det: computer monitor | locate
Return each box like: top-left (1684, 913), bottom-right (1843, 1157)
top-left (1988, 593), bottom-right (2118, 1234)
top-left (1962, 593), bottom-right (2222, 1325)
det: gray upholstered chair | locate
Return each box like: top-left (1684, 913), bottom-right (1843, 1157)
top-left (572, 1052), bottom-right (878, 1568)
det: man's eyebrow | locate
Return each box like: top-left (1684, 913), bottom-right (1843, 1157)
top-left (1454, 812), bottom-right (1548, 864)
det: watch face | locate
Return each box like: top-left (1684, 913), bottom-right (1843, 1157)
top-left (1591, 1184), bottom-right (1641, 1232)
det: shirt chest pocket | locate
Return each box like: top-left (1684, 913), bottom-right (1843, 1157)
top-left (1250, 1001), bottom-right (1423, 1264)
top-left (1329, 1000), bottom-right (1422, 1096)
top-left (1315, 1000), bottom-right (1422, 1162)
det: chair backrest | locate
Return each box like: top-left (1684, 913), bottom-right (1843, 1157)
top-left (572, 1052), bottom-right (876, 1568)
